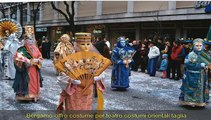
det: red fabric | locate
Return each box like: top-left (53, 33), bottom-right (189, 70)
top-left (171, 45), bottom-right (183, 60)
top-left (57, 79), bottom-right (106, 111)
top-left (24, 44), bottom-right (43, 97)
top-left (161, 71), bottom-right (167, 78)
top-left (28, 66), bottom-right (40, 96)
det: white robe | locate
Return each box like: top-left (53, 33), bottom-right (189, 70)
top-left (3, 34), bottom-right (21, 79)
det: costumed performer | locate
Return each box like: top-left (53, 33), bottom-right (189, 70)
top-left (179, 38), bottom-right (211, 107)
top-left (13, 34), bottom-right (43, 102)
top-left (111, 37), bottom-right (135, 89)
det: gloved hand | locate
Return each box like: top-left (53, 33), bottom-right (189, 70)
top-left (71, 80), bottom-right (81, 85)
top-left (123, 60), bottom-right (127, 64)
top-left (201, 63), bottom-right (206, 68)
top-left (94, 76), bottom-right (101, 81)
top-left (117, 60), bottom-right (122, 64)
top-left (94, 73), bottom-right (105, 81)
top-left (128, 59), bottom-right (132, 63)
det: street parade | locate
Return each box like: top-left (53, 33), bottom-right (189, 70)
top-left (0, 1), bottom-right (211, 120)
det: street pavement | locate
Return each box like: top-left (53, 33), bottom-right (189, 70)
top-left (0, 59), bottom-right (211, 110)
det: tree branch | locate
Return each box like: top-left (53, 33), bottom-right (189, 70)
top-left (71, 1), bottom-right (75, 17)
top-left (34, 2), bottom-right (41, 15)
top-left (51, 2), bottom-right (71, 23)
top-left (64, 1), bottom-right (72, 19)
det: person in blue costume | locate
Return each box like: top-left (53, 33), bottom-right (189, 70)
top-left (111, 37), bottom-right (135, 89)
top-left (179, 38), bottom-right (211, 107)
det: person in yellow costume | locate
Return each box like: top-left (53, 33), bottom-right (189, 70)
top-left (53, 34), bottom-right (75, 75)
top-left (56, 33), bottom-right (106, 111)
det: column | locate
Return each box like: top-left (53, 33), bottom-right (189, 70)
top-left (54, 2), bottom-right (58, 20)
top-left (136, 23), bottom-right (140, 40)
top-left (74, 1), bottom-right (78, 17)
top-left (183, 29), bottom-right (187, 40)
top-left (17, 6), bottom-right (20, 22)
top-left (168, 1), bottom-right (176, 10)
top-left (176, 23), bottom-right (181, 40)
top-left (27, 3), bottom-right (30, 23)
top-left (39, 3), bottom-right (42, 22)
top-left (8, 7), bottom-right (11, 18)
top-left (127, 1), bottom-right (134, 13)
top-left (96, 1), bottom-right (102, 16)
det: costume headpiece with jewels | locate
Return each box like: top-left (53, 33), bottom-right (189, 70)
top-left (24, 25), bottom-right (35, 40)
top-left (75, 32), bottom-right (91, 42)
top-left (0, 18), bottom-right (22, 39)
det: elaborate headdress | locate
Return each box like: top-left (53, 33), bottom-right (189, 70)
top-left (193, 38), bottom-right (204, 45)
top-left (24, 25), bottom-right (35, 40)
top-left (0, 18), bottom-right (22, 39)
top-left (116, 36), bottom-right (129, 48)
top-left (74, 32), bottom-right (99, 53)
top-left (60, 34), bottom-right (71, 43)
top-left (75, 32), bottom-right (91, 42)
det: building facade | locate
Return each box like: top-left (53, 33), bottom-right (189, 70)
top-left (1, 1), bottom-right (211, 48)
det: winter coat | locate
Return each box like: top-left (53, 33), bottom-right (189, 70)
top-left (171, 45), bottom-right (185, 61)
top-left (159, 59), bottom-right (168, 71)
top-left (148, 46), bottom-right (160, 59)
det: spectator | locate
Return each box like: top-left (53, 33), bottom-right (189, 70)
top-left (147, 41), bottom-right (160, 76)
top-left (45, 38), bottom-right (51, 59)
top-left (159, 54), bottom-right (168, 79)
top-left (162, 41), bottom-right (172, 78)
top-left (170, 40), bottom-right (185, 80)
top-left (131, 40), bottom-right (141, 71)
top-left (156, 38), bottom-right (165, 70)
top-left (41, 38), bottom-right (47, 58)
top-left (94, 38), bottom-right (110, 59)
top-left (104, 37), bottom-right (111, 49)
top-left (139, 43), bottom-right (148, 73)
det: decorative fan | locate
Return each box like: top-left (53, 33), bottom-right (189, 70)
top-left (55, 51), bottom-right (111, 90)
top-left (119, 47), bottom-right (136, 68)
top-left (0, 18), bottom-right (22, 39)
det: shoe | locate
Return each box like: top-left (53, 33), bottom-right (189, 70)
top-left (170, 77), bottom-right (174, 79)
top-left (174, 77), bottom-right (180, 80)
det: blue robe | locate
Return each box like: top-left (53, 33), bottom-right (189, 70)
top-left (111, 46), bottom-right (135, 89)
top-left (179, 51), bottom-right (211, 106)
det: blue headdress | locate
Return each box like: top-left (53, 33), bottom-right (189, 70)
top-left (116, 36), bottom-right (129, 48)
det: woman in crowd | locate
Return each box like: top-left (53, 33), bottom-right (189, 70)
top-left (179, 38), bottom-right (211, 107)
top-left (111, 37), bottom-right (135, 89)
top-left (56, 32), bottom-right (107, 111)
top-left (13, 34), bottom-right (43, 102)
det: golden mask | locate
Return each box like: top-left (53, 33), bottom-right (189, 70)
top-left (77, 41), bottom-right (91, 52)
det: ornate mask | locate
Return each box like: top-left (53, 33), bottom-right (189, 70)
top-left (77, 41), bottom-right (91, 52)
top-left (120, 40), bottom-right (126, 47)
top-left (194, 42), bottom-right (203, 51)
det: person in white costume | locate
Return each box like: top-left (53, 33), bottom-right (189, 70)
top-left (2, 33), bottom-right (22, 79)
